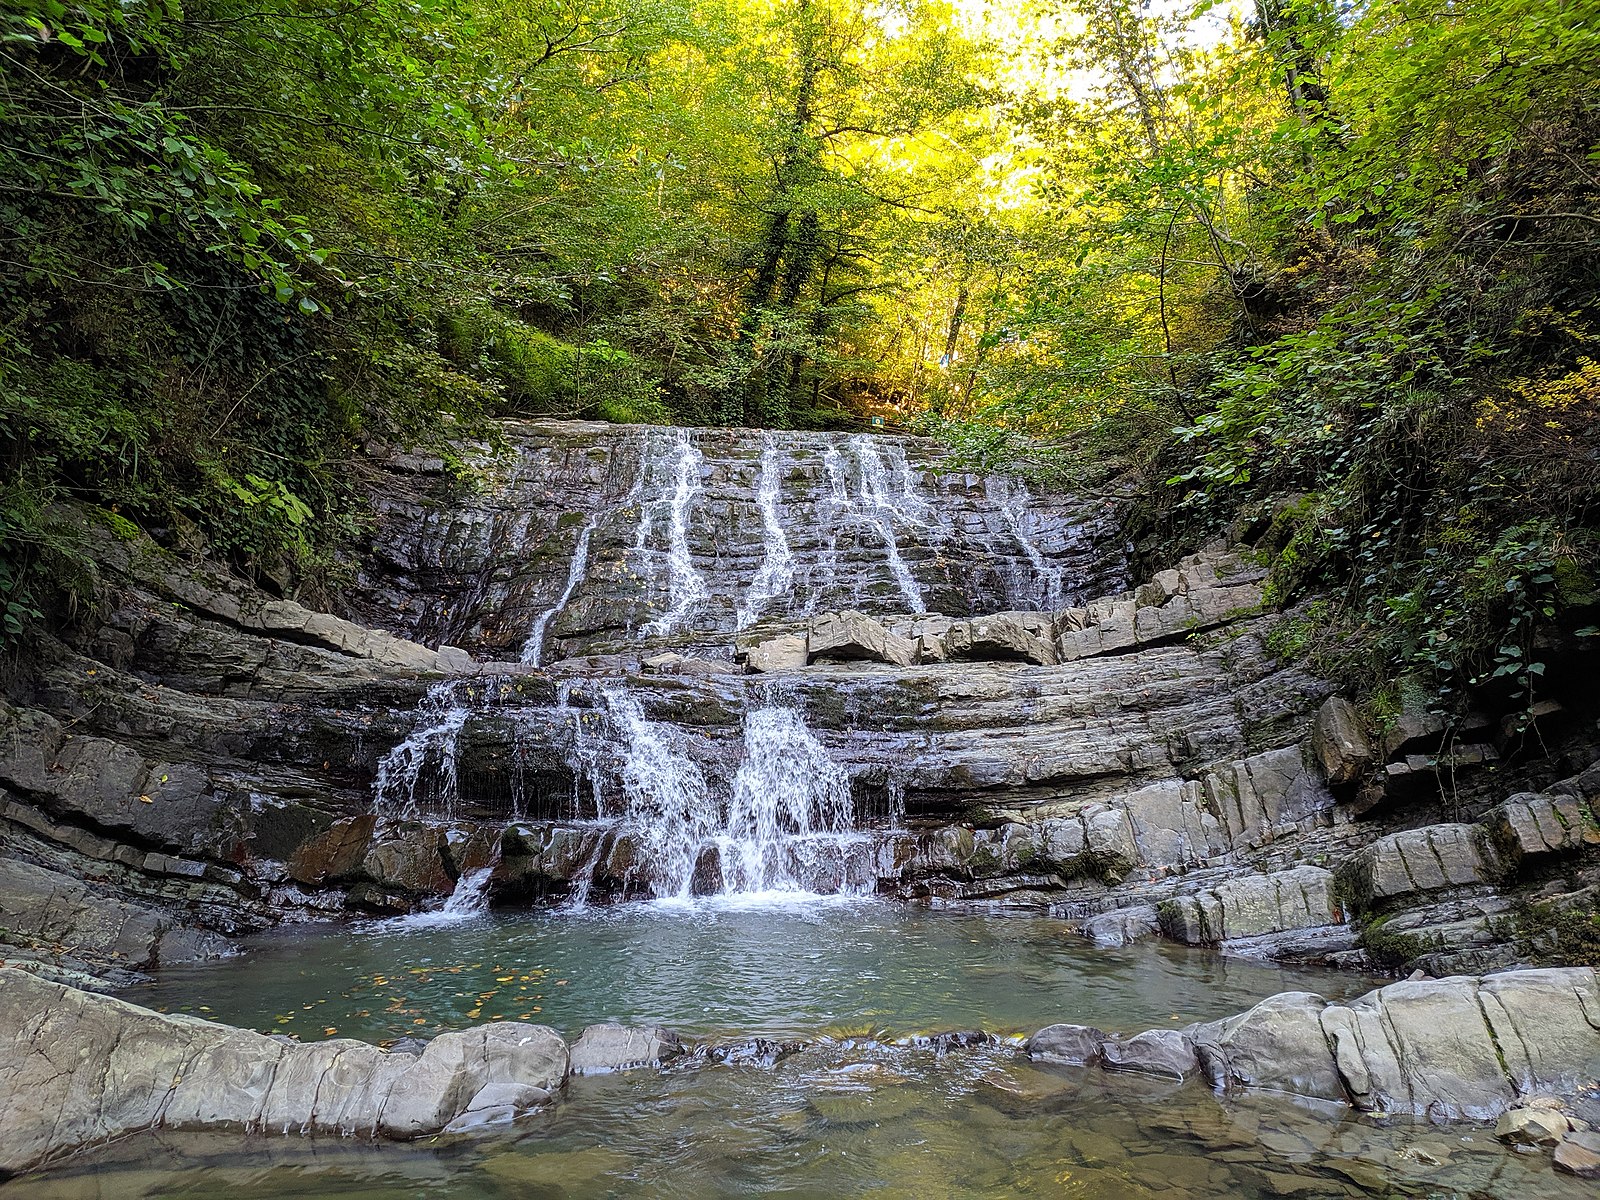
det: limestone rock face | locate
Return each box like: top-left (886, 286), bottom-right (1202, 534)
top-left (0, 967), bottom-right (568, 1176)
top-left (0, 858), bottom-right (225, 980)
top-left (807, 611), bottom-right (919, 667)
top-left (1158, 867), bottom-right (1341, 946)
top-left (1189, 967), bottom-right (1600, 1120)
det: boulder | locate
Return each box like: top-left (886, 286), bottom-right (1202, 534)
top-left (1494, 1106), bottom-right (1568, 1146)
top-left (1160, 867), bottom-right (1341, 946)
top-left (745, 634), bottom-right (808, 674)
top-left (1191, 992), bottom-right (1347, 1103)
top-left (0, 968), bottom-right (568, 1175)
top-left (1485, 792), bottom-right (1596, 867)
top-left (806, 611), bottom-right (918, 668)
top-left (1310, 697), bottom-right (1372, 786)
top-left (940, 615), bottom-right (1058, 666)
top-left (360, 826), bottom-right (454, 899)
top-left (1024, 1023), bottom-right (1108, 1066)
top-left (1081, 905), bottom-right (1159, 948)
top-left (287, 815), bottom-right (378, 886)
top-left (568, 1024), bottom-right (685, 1075)
top-left (1337, 824), bottom-right (1497, 913)
top-left (1191, 967), bottom-right (1600, 1121)
top-left (1100, 1029), bottom-right (1198, 1080)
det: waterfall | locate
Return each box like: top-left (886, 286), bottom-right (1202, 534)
top-left (637, 430), bottom-right (709, 636)
top-left (601, 689), bottom-right (720, 898)
top-left (850, 435), bottom-right (925, 613)
top-left (989, 476), bottom-right (1065, 610)
top-left (736, 437), bottom-right (797, 629)
top-left (373, 680), bottom-right (470, 819)
top-left (566, 689), bottom-right (868, 901)
top-left (718, 707), bottom-right (861, 895)
top-left (440, 866), bottom-right (494, 916)
top-left (522, 516), bottom-right (598, 666)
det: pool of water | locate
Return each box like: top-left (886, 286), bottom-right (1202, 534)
top-left (125, 899), bottom-right (1379, 1043)
top-left (5, 1042), bottom-right (1592, 1199)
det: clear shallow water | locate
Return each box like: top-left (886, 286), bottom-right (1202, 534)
top-left (6, 1044), bottom-right (1593, 1199)
top-left (125, 900), bottom-right (1378, 1043)
top-left (13, 903), bottom-right (1590, 1199)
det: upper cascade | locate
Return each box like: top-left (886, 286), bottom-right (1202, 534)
top-left (346, 420), bottom-right (1126, 664)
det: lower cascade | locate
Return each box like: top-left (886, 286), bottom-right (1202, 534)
top-left (576, 693), bottom-right (877, 900)
top-left (373, 679), bottom-right (878, 904)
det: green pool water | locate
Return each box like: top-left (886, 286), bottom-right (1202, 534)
top-left (7, 901), bottom-right (1589, 1199)
top-left (123, 898), bottom-right (1374, 1042)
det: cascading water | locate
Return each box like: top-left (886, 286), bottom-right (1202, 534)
top-left (717, 706), bottom-right (866, 895)
top-left (599, 689), bottom-right (720, 897)
top-left (736, 437), bottom-right (797, 629)
top-left (547, 688), bottom-right (870, 901)
top-left (373, 680), bottom-right (471, 819)
top-left (850, 434), bottom-right (926, 612)
top-left (363, 422), bottom-right (1109, 910)
top-left (522, 516), bottom-right (598, 666)
top-left (988, 476), bottom-right (1065, 610)
top-left (636, 430), bottom-right (709, 636)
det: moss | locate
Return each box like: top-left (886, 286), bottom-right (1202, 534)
top-left (1357, 914), bottom-right (1438, 969)
top-left (1512, 897), bottom-right (1600, 969)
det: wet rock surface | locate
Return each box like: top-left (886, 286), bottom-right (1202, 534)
top-left (0, 966), bottom-right (569, 1176)
top-left (1188, 967), bottom-right (1600, 1120)
top-left (6, 961), bottom-right (1598, 1179)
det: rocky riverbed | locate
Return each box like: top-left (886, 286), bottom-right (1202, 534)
top-left (3, 964), bottom-right (1598, 1182)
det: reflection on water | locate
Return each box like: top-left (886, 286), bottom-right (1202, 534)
top-left (4, 1042), bottom-right (1591, 1199)
top-left (124, 900), bottom-right (1378, 1042)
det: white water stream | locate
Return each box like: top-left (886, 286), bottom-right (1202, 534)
top-left (638, 430), bottom-right (709, 636)
top-left (521, 516), bottom-right (598, 665)
top-left (736, 436), bottom-right (797, 629)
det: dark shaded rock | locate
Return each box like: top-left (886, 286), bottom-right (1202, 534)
top-left (690, 845), bottom-right (724, 896)
top-left (1100, 1029), bottom-right (1198, 1079)
top-left (1310, 697), bottom-right (1372, 787)
top-left (287, 815), bottom-right (377, 887)
top-left (1025, 1023), bottom-right (1108, 1066)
